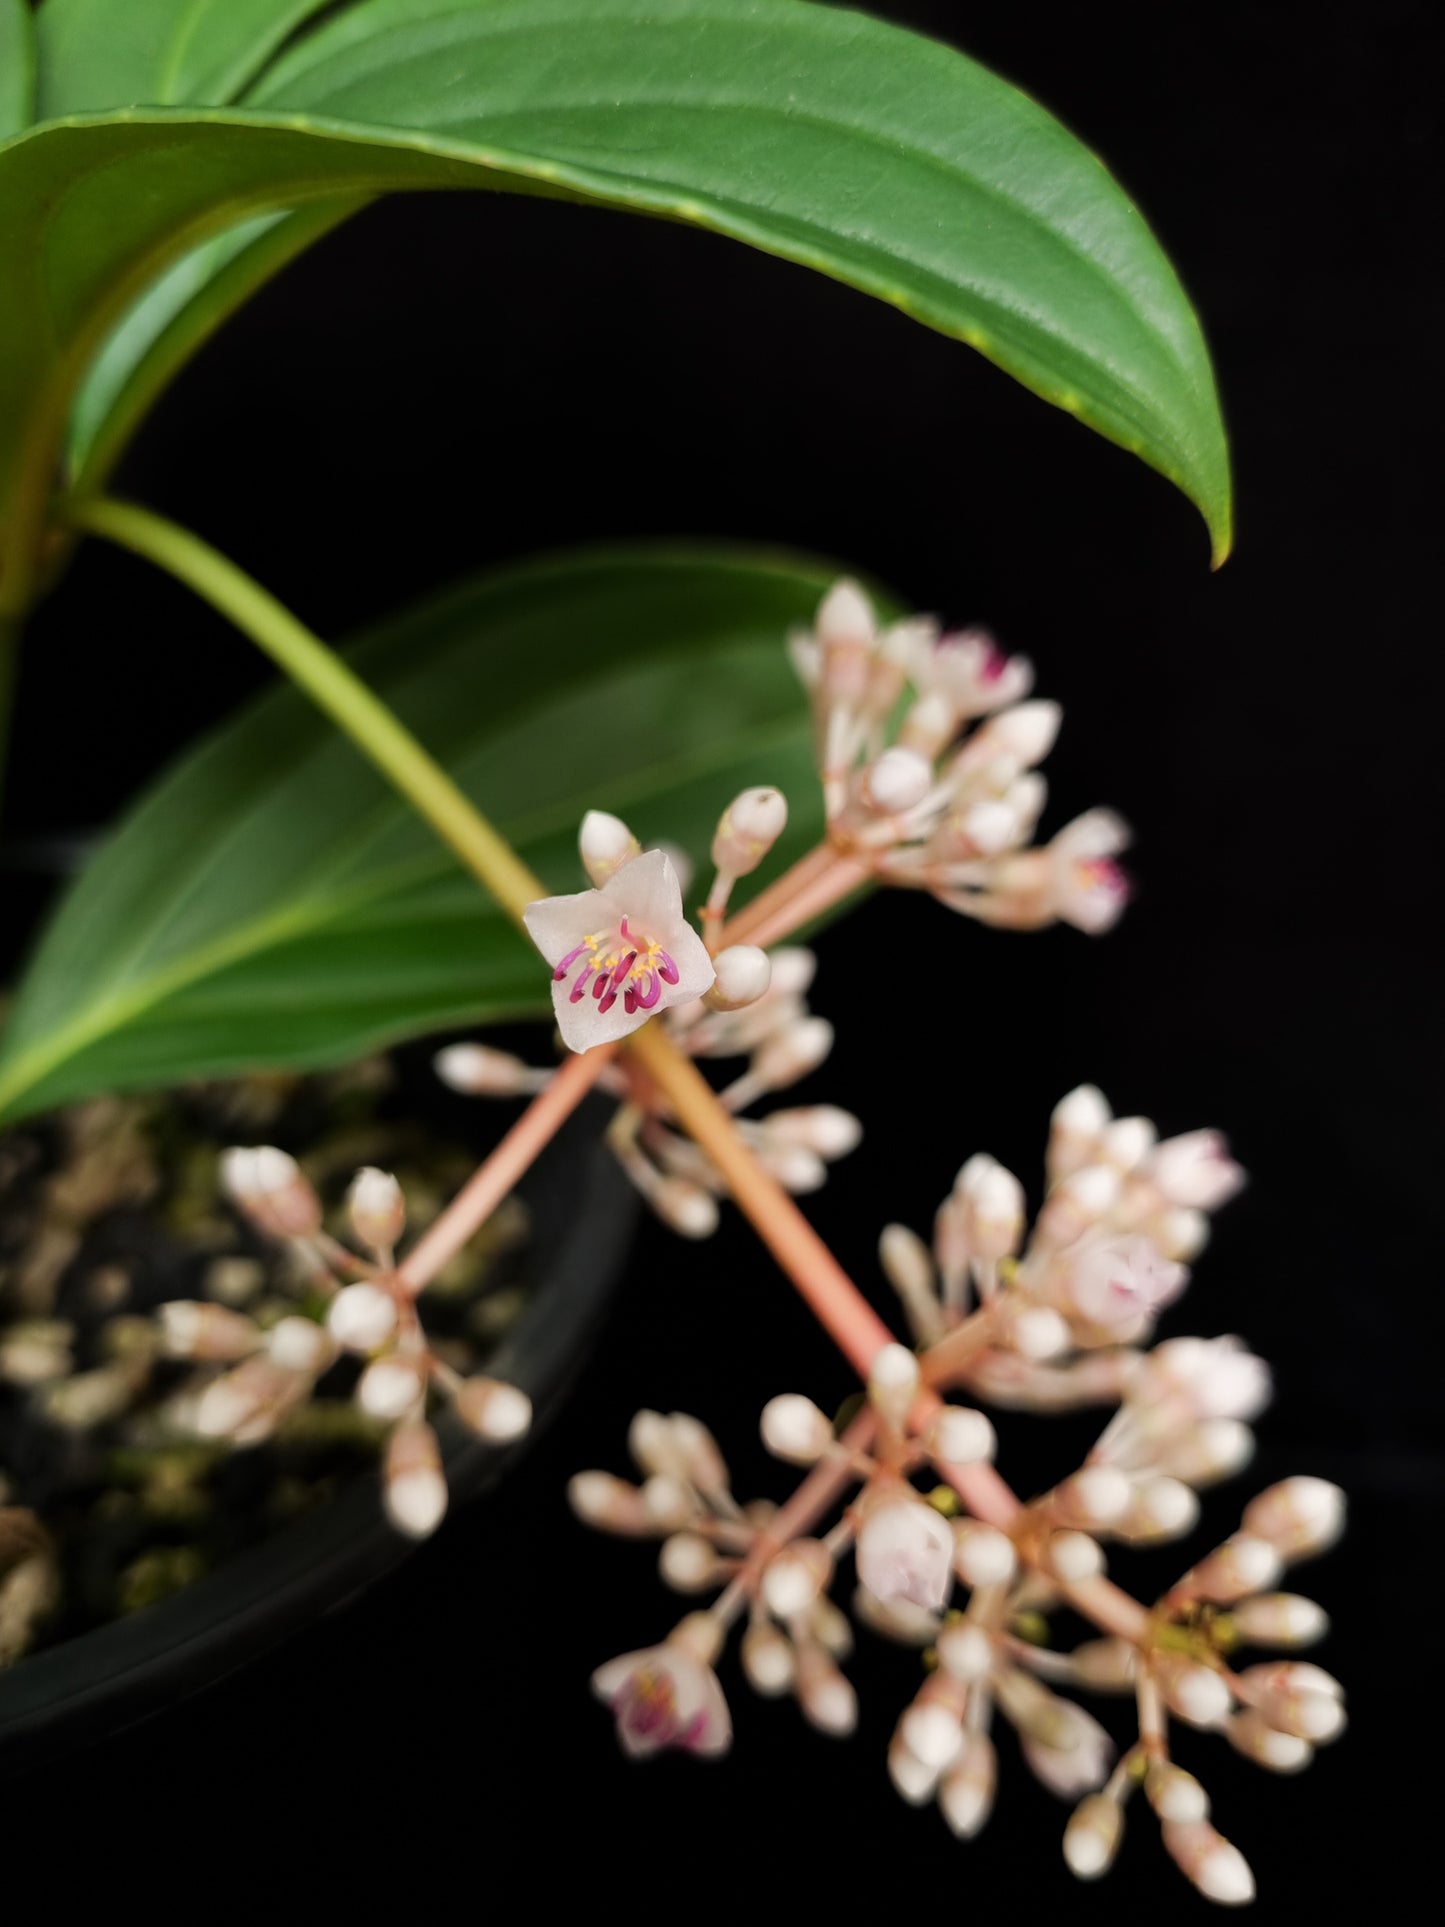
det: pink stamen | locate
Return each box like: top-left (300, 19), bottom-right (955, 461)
top-left (554, 941), bottom-right (588, 981)
top-left (636, 970), bottom-right (662, 1010)
top-left (568, 965), bottom-right (594, 1004)
top-left (609, 950), bottom-right (637, 993)
top-left (592, 971), bottom-right (609, 1001)
top-left (657, 949), bottom-right (680, 986)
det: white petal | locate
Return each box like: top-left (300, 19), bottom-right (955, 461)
top-left (523, 886), bottom-right (611, 966)
top-left (602, 846), bottom-right (684, 933)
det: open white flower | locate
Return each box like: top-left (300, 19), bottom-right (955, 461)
top-left (592, 1639), bottom-right (732, 1759)
top-left (523, 848), bottom-right (714, 1052)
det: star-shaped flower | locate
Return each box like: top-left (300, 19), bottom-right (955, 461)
top-left (523, 848), bottom-right (715, 1051)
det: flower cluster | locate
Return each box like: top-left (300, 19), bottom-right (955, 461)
top-left (155, 1148), bottom-right (532, 1537)
top-left (791, 579), bottom-right (1129, 932)
top-left (570, 1092), bottom-right (1345, 1907)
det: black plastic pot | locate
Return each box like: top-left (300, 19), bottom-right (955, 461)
top-left (0, 1094), bottom-right (636, 1773)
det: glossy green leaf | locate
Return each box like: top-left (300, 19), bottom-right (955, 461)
top-left (3, 0), bottom-right (1230, 602)
top-left (0, 0), bottom-right (35, 143)
top-left (0, 547), bottom-right (851, 1123)
top-left (34, 0), bottom-right (339, 116)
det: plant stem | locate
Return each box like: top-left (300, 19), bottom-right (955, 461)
top-left (397, 1046), bottom-right (614, 1294)
top-left (66, 496), bottom-right (547, 924)
top-left (720, 843), bottom-right (870, 951)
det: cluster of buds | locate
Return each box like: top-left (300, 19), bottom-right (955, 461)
top-left (438, 802), bottom-right (861, 1238)
top-left (156, 1148), bottom-right (532, 1537)
top-left (571, 1093), bottom-right (1345, 1906)
top-left (790, 579), bottom-right (1129, 932)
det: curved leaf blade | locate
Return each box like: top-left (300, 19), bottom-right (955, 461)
top-left (0, 547), bottom-right (847, 1123)
top-left (0, 0), bottom-right (36, 144)
top-left (34, 0), bottom-right (340, 116)
top-left (3, 0), bottom-right (1229, 581)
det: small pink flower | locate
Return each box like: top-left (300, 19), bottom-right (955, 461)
top-left (917, 627), bottom-right (1034, 718)
top-left (1146, 1130), bottom-right (1246, 1210)
top-left (856, 1496), bottom-right (955, 1612)
top-left (1064, 1235), bottom-right (1187, 1331)
top-left (1044, 810), bottom-right (1132, 933)
top-left (591, 1641), bottom-right (732, 1759)
top-left (1020, 1698), bottom-right (1114, 1798)
top-left (524, 848), bottom-right (714, 1052)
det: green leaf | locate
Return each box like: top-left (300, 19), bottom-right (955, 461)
top-left (0, 547), bottom-right (850, 1123)
top-left (3, 0), bottom-right (1230, 601)
top-left (34, 0), bottom-right (340, 116)
top-left (0, 0), bottom-right (36, 143)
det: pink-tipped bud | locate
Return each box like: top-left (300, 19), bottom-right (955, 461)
top-left (567, 1470), bottom-right (653, 1535)
top-left (857, 1495), bottom-right (954, 1612)
top-left (357, 1352), bottom-right (427, 1421)
top-left (158, 1300), bottom-right (259, 1363)
top-left (347, 1166), bottom-right (405, 1255)
top-left (927, 1405), bottom-right (997, 1467)
top-left (741, 1621), bottom-right (796, 1695)
top-left (1064, 1793), bottom-right (1124, 1880)
top-left (761, 1539), bottom-right (833, 1619)
top-left (862, 747), bottom-right (932, 816)
top-left (1241, 1476), bottom-right (1345, 1562)
top-left (220, 1145), bottom-right (322, 1239)
top-left (706, 945), bottom-right (772, 1012)
top-left (1187, 1533), bottom-right (1284, 1604)
top-left (712, 786), bottom-right (788, 877)
top-left (326, 1282), bottom-right (398, 1354)
top-left (940, 1732), bottom-right (997, 1838)
top-left (384, 1420), bottom-right (447, 1539)
top-left (1229, 1592), bottom-right (1329, 1648)
top-left (935, 1620), bottom-right (995, 1682)
top-left (579, 809), bottom-right (641, 886)
top-left (434, 1042), bottom-right (544, 1096)
top-left (652, 1177), bottom-right (720, 1240)
top-left (266, 1315), bottom-right (335, 1376)
top-left (1162, 1821), bottom-right (1255, 1905)
top-left (760, 1393), bottom-right (834, 1464)
top-left (867, 1342), bottom-right (920, 1425)
top-left (1153, 1654), bottom-right (1232, 1728)
top-left (1046, 1530), bottom-right (1106, 1582)
top-left (1146, 1760), bottom-right (1211, 1824)
top-left (794, 1642), bottom-right (857, 1736)
top-left (1224, 1707), bottom-right (1314, 1771)
top-left (953, 1520), bottom-right (1018, 1589)
top-left (1055, 1466), bottom-right (1132, 1529)
top-left (751, 1016), bottom-right (835, 1092)
top-left (453, 1374), bottom-right (533, 1443)
top-left (658, 1532), bottom-right (728, 1593)
top-left (764, 1106), bottom-right (862, 1159)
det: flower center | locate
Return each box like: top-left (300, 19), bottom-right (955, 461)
top-left (553, 915), bottom-right (681, 1016)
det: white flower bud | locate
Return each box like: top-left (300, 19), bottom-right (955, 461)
top-left (1235, 1661), bottom-right (1345, 1742)
top-left (1070, 1638), bottom-right (1136, 1690)
top-left (862, 746), bottom-right (932, 816)
top-left (1037, 1163), bottom-right (1120, 1246)
top-left (939, 1733), bottom-right (997, 1838)
top-left (751, 1016), bottom-right (835, 1092)
top-left (1147, 1130), bottom-right (1246, 1210)
top-left (756, 1140), bottom-right (827, 1193)
top-left (1055, 1465), bottom-right (1131, 1528)
top-left (867, 1342), bottom-right (920, 1424)
top-left (357, 1353), bottom-right (427, 1421)
top-left (651, 1178), bottom-right (720, 1239)
top-left (960, 1158), bottom-right (1025, 1262)
top-left (851, 1585), bottom-right (941, 1646)
top-left (658, 1532), bottom-right (725, 1593)
top-left (1002, 1302), bottom-right (1071, 1360)
top-left (765, 947), bottom-right (817, 998)
top-left (221, 1144), bottom-right (322, 1238)
top-left (759, 1393), bottom-right (834, 1465)
top-left (817, 577), bottom-right (875, 653)
top-left (346, 1166), bottom-right (405, 1256)
top-left (1154, 1655), bottom-right (1232, 1728)
top-left (935, 1620), bottom-right (995, 1682)
top-left (1099, 1116), bottom-right (1156, 1172)
top-left (1154, 1418), bottom-right (1256, 1485)
top-left (266, 1314), bottom-right (334, 1376)
top-left (629, 1409), bottom-right (686, 1480)
top-left (1146, 1760), bottom-right (1211, 1824)
top-left (706, 945), bottom-right (772, 1011)
top-left (761, 1540), bottom-right (832, 1619)
top-left (857, 1496), bottom-right (954, 1611)
top-left (1046, 1530), bottom-right (1105, 1582)
top-left (712, 786), bottom-right (788, 876)
top-left (159, 1300), bottom-right (258, 1363)
top-left (1241, 1476), bottom-right (1345, 1561)
top-left (809, 1596), bottom-right (854, 1660)
top-left (927, 1405), bottom-right (997, 1467)
top-left (741, 1621), bottom-right (796, 1695)
top-left (1064, 1793), bottom-right (1124, 1879)
top-left (567, 1470), bottom-right (652, 1535)
top-left (1049, 1084), bottom-right (1111, 1179)
top-left (667, 1412), bottom-right (732, 1498)
top-left (326, 1282), bottom-right (398, 1353)
top-left (1224, 1707), bottom-right (1314, 1771)
top-left (794, 1642), bottom-right (857, 1735)
top-left (383, 1420), bottom-right (447, 1539)
top-left (763, 1105), bottom-right (861, 1159)
top-left (1162, 1822), bottom-right (1256, 1905)
top-left (433, 1042), bottom-right (544, 1096)
top-left (1119, 1475), bottom-right (1200, 1542)
top-left (889, 1731), bottom-right (944, 1805)
top-left (454, 1375), bottom-right (533, 1443)
top-left (900, 1676), bottom-right (967, 1770)
top-left (953, 1520), bottom-right (1018, 1589)
top-left (1187, 1533), bottom-right (1284, 1604)
top-left (579, 809), bottom-right (641, 886)
top-left (640, 1474), bottom-right (696, 1531)
top-left (1229, 1592), bottom-right (1329, 1648)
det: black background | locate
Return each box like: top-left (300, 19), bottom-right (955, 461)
top-left (3, 1), bottom-right (1440, 1913)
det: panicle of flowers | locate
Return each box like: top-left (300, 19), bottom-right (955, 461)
top-left (790, 578), bottom-right (1130, 933)
top-left (437, 804), bottom-right (861, 1238)
top-left (156, 1148), bottom-right (533, 1537)
top-left (570, 1090), bottom-right (1345, 1907)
